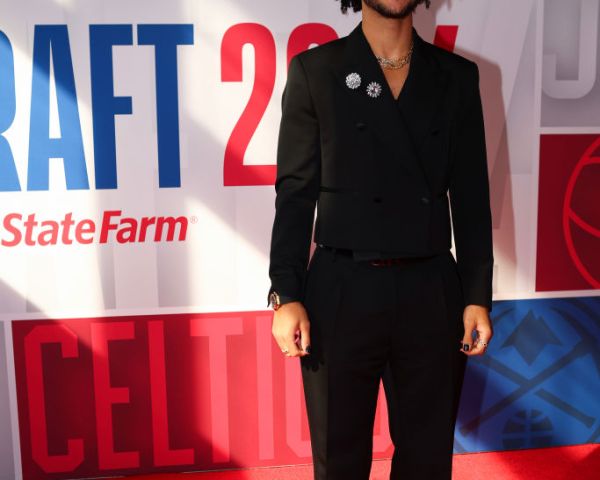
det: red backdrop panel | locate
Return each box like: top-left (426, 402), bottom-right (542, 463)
top-left (11, 312), bottom-right (392, 480)
top-left (536, 134), bottom-right (600, 291)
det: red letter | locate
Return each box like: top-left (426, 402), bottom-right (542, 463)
top-left (287, 23), bottom-right (338, 61)
top-left (138, 216), bottom-right (156, 242)
top-left (285, 354), bottom-right (310, 456)
top-left (75, 219), bottom-right (95, 244)
top-left (38, 220), bottom-right (59, 246)
top-left (154, 216), bottom-right (187, 241)
top-left (2, 213), bottom-right (22, 246)
top-left (256, 315), bottom-right (275, 459)
top-left (221, 23), bottom-right (277, 186)
top-left (99, 210), bottom-right (121, 243)
top-left (60, 213), bottom-right (75, 244)
top-left (190, 316), bottom-right (243, 463)
top-left (148, 320), bottom-right (194, 466)
top-left (24, 213), bottom-right (38, 246)
top-left (115, 217), bottom-right (137, 243)
top-left (433, 25), bottom-right (459, 52)
top-left (90, 321), bottom-right (139, 469)
top-left (24, 325), bottom-right (83, 472)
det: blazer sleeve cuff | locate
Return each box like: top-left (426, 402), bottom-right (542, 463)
top-left (458, 264), bottom-right (493, 312)
top-left (266, 276), bottom-right (304, 307)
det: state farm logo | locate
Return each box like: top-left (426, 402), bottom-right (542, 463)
top-left (1, 210), bottom-right (192, 246)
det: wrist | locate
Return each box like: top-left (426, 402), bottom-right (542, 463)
top-left (465, 303), bottom-right (489, 312)
top-left (268, 290), bottom-right (299, 310)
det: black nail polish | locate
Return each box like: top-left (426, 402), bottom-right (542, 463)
top-left (462, 343), bottom-right (470, 352)
top-left (305, 345), bottom-right (311, 354)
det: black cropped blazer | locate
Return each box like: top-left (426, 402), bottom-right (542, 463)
top-left (267, 21), bottom-right (494, 311)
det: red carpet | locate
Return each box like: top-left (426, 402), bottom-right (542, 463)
top-left (125, 443), bottom-right (598, 479)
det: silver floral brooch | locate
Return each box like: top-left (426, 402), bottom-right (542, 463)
top-left (366, 81), bottom-right (382, 98)
top-left (345, 72), bottom-right (361, 89)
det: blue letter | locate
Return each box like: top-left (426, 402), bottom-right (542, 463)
top-left (0, 31), bottom-right (20, 191)
top-left (28, 25), bottom-right (87, 191)
top-left (90, 25), bottom-right (133, 189)
top-left (138, 24), bottom-right (193, 188)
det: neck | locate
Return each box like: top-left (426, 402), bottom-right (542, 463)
top-left (361, 7), bottom-right (413, 59)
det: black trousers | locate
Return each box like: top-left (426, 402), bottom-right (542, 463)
top-left (300, 245), bottom-right (468, 480)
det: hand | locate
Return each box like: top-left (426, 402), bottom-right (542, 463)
top-left (271, 301), bottom-right (311, 357)
top-left (460, 304), bottom-right (493, 356)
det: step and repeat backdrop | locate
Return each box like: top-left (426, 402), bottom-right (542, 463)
top-left (0, 0), bottom-right (598, 479)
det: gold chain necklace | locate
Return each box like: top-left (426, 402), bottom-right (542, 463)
top-left (375, 40), bottom-right (414, 70)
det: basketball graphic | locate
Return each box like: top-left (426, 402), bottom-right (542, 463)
top-left (536, 134), bottom-right (600, 291)
top-left (562, 136), bottom-right (600, 289)
top-left (502, 409), bottom-right (554, 449)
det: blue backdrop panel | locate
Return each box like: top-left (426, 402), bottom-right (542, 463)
top-left (455, 296), bottom-right (600, 453)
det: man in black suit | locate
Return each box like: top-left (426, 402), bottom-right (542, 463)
top-left (267, 1), bottom-right (494, 478)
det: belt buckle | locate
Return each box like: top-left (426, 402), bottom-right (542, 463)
top-left (370, 258), bottom-right (389, 267)
top-left (370, 257), bottom-right (405, 267)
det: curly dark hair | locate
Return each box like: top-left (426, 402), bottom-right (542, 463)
top-left (338, 0), bottom-right (431, 14)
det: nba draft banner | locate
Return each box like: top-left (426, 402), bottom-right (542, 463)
top-left (0, 0), bottom-right (598, 478)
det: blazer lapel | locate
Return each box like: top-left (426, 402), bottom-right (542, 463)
top-left (398, 24), bottom-right (450, 157)
top-left (332, 21), bottom-right (449, 192)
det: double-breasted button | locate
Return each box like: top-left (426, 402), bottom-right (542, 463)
top-left (420, 196), bottom-right (430, 205)
top-left (355, 121), bottom-right (367, 131)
